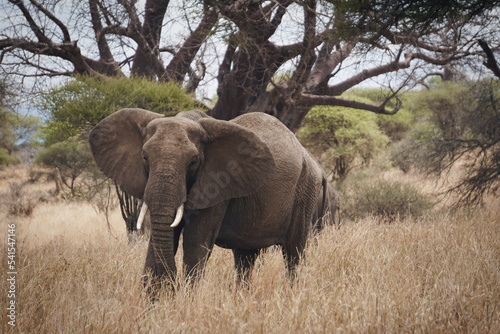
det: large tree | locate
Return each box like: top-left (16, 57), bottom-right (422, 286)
top-left (1, 0), bottom-right (499, 131)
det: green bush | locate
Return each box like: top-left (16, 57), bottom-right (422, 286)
top-left (343, 88), bottom-right (415, 142)
top-left (341, 177), bottom-right (434, 221)
top-left (389, 79), bottom-right (500, 204)
top-left (389, 118), bottom-right (436, 173)
top-left (406, 79), bottom-right (500, 204)
top-left (419, 80), bottom-right (469, 138)
top-left (1, 108), bottom-right (41, 154)
top-left (0, 148), bottom-right (21, 167)
top-left (35, 140), bottom-right (94, 195)
top-left (298, 88), bottom-right (419, 179)
top-left (377, 109), bottom-right (414, 142)
top-left (298, 106), bottom-right (390, 179)
top-left (39, 76), bottom-right (199, 145)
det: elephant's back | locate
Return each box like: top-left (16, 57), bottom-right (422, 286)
top-left (232, 112), bottom-right (294, 138)
top-left (232, 113), bottom-right (304, 165)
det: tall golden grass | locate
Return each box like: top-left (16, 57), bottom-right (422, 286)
top-left (1, 166), bottom-right (499, 333)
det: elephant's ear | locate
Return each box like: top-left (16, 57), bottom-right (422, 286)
top-left (89, 108), bottom-right (163, 199)
top-left (186, 118), bottom-right (276, 210)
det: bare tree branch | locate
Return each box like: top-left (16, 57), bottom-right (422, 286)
top-left (478, 39), bottom-right (500, 78)
top-left (130, 0), bottom-right (170, 77)
top-left (89, 0), bottom-right (113, 62)
top-left (29, 0), bottom-right (71, 43)
top-left (101, 24), bottom-right (166, 78)
top-left (307, 41), bottom-right (356, 93)
top-left (7, 0), bottom-right (50, 44)
top-left (299, 94), bottom-right (402, 115)
top-left (288, 0), bottom-right (317, 99)
top-left (327, 51), bottom-right (413, 95)
top-left (163, 9), bottom-right (218, 82)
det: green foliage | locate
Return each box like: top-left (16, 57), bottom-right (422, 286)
top-left (35, 140), bottom-right (94, 195)
top-left (336, 0), bottom-right (498, 39)
top-left (298, 104), bottom-right (390, 179)
top-left (39, 76), bottom-right (199, 145)
top-left (340, 175), bottom-right (434, 222)
top-left (389, 118), bottom-right (435, 173)
top-left (420, 81), bottom-right (469, 139)
top-left (0, 109), bottom-right (16, 153)
top-left (377, 110), bottom-right (414, 142)
top-left (0, 147), bottom-right (21, 167)
top-left (344, 88), bottom-right (415, 141)
top-left (391, 79), bottom-right (500, 204)
top-left (342, 88), bottom-right (395, 106)
top-left (1, 79), bottom-right (41, 165)
top-left (1, 107), bottom-right (41, 152)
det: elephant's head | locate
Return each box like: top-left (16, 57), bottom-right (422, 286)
top-left (89, 108), bottom-right (276, 285)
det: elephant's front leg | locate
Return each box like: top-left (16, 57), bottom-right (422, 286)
top-left (182, 203), bottom-right (227, 281)
top-left (233, 248), bottom-right (261, 284)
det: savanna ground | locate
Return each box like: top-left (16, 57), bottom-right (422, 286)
top-left (1, 165), bottom-right (499, 333)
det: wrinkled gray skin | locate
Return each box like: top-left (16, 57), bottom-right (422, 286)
top-left (312, 178), bottom-right (339, 231)
top-left (89, 109), bottom-right (323, 289)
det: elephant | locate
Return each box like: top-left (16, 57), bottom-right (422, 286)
top-left (89, 108), bottom-right (324, 289)
top-left (312, 177), bottom-right (339, 232)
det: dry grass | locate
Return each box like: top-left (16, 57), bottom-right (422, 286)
top-left (1, 166), bottom-right (499, 333)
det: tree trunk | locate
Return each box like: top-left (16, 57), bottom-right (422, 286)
top-left (132, 0), bottom-right (170, 78)
top-left (115, 184), bottom-right (142, 239)
top-left (163, 9), bottom-right (218, 83)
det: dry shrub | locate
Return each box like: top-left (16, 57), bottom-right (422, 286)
top-left (27, 165), bottom-right (53, 183)
top-left (0, 166), bottom-right (25, 185)
top-left (7, 182), bottom-right (36, 216)
top-left (341, 175), bottom-right (434, 222)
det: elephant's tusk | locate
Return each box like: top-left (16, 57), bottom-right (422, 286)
top-left (170, 203), bottom-right (184, 227)
top-left (137, 202), bottom-right (148, 230)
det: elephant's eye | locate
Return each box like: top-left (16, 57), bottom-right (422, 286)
top-left (142, 154), bottom-right (149, 172)
top-left (188, 156), bottom-right (200, 173)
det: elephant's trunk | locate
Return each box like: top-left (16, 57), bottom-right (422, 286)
top-left (144, 170), bottom-right (186, 286)
top-left (149, 209), bottom-right (177, 282)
